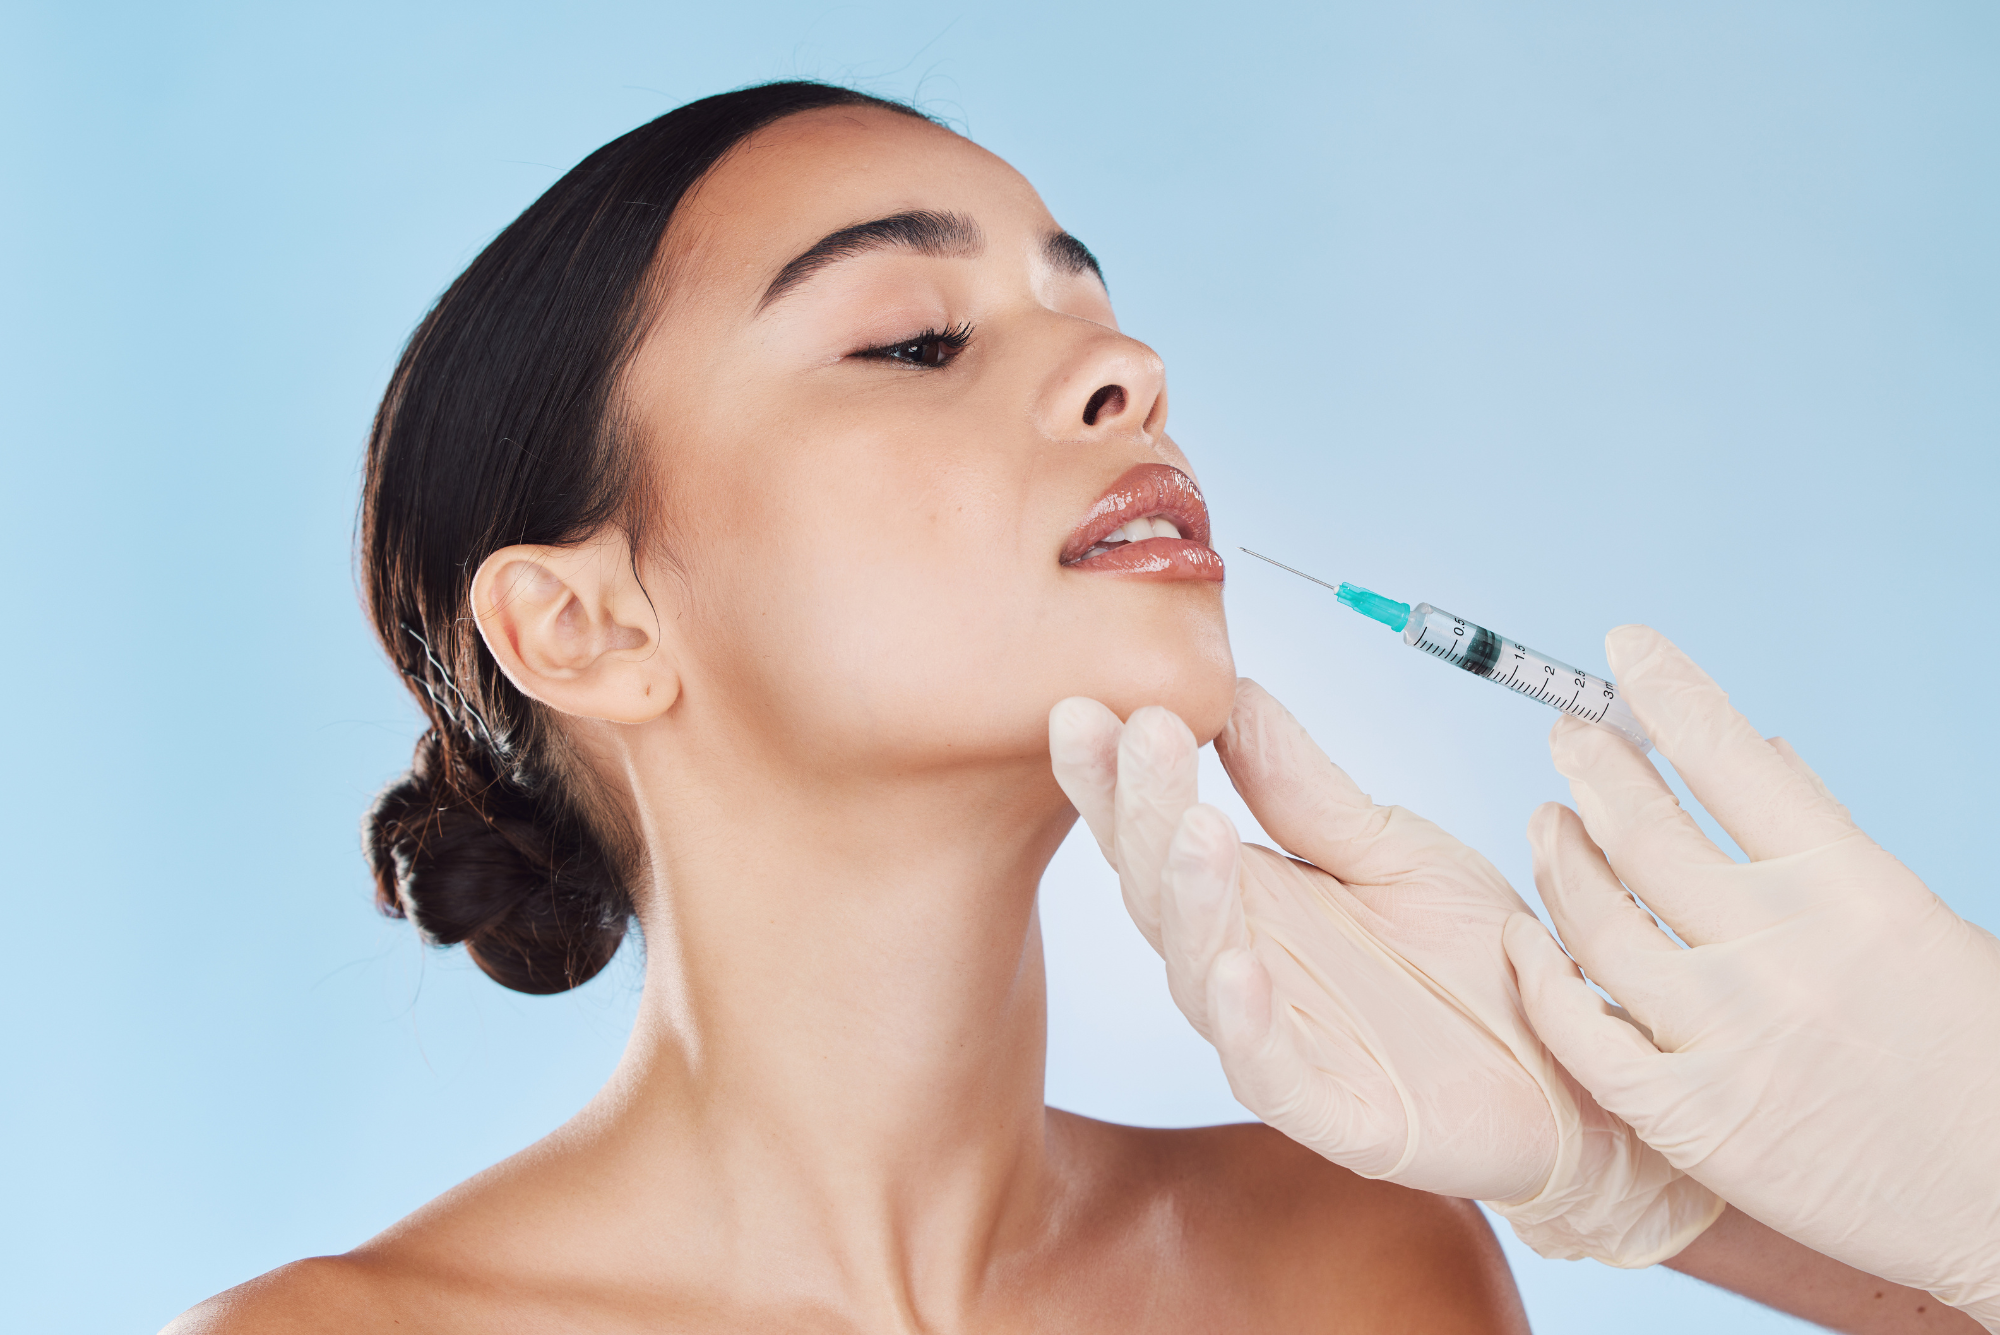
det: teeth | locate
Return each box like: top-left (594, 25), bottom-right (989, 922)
top-left (1104, 516), bottom-right (1183, 545)
top-left (1084, 515), bottom-right (1186, 557)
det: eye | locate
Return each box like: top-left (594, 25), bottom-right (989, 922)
top-left (854, 321), bottom-right (973, 369)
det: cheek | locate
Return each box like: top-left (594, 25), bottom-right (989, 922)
top-left (662, 421), bottom-right (1236, 766)
top-left (725, 525), bottom-right (1059, 759)
top-left (705, 556), bottom-right (1238, 767)
top-left (669, 438), bottom-right (1055, 761)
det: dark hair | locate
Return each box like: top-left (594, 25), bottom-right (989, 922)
top-left (361, 82), bottom-right (937, 994)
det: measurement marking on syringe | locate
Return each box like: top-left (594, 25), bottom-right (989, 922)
top-left (1232, 550), bottom-right (1654, 751)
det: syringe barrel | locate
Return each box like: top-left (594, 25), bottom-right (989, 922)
top-left (1401, 604), bottom-right (1653, 751)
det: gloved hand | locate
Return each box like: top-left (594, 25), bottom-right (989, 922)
top-left (1504, 627), bottom-right (2000, 1329)
top-left (1050, 679), bottom-right (1721, 1267)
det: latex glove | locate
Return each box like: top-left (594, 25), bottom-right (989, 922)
top-left (1504, 627), bottom-right (2000, 1329)
top-left (1049, 679), bottom-right (1721, 1266)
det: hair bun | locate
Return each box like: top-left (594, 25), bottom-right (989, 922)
top-left (365, 733), bottom-right (629, 994)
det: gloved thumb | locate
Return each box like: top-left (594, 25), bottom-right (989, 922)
top-left (1216, 679), bottom-right (1401, 880)
top-left (1220, 677), bottom-right (1515, 906)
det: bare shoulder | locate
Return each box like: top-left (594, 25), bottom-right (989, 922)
top-left (159, 1236), bottom-right (575, 1335)
top-left (1048, 1110), bottom-right (1528, 1333)
top-left (158, 1150), bottom-right (585, 1334)
top-left (161, 1257), bottom-right (397, 1335)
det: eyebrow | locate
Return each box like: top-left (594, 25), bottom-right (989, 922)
top-left (759, 210), bottom-right (983, 311)
top-left (757, 210), bottom-right (1107, 311)
top-left (1044, 231), bottom-right (1105, 287)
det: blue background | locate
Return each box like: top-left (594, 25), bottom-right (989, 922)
top-left (4, 2), bottom-right (1994, 1330)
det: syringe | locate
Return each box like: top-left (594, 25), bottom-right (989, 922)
top-left (1241, 549), bottom-right (1652, 751)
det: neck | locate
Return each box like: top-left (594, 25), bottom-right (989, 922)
top-left (568, 722), bottom-right (1077, 1318)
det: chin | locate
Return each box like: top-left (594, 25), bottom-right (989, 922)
top-left (1073, 614), bottom-right (1236, 744)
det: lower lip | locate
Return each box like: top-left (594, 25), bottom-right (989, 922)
top-left (1065, 538), bottom-right (1225, 582)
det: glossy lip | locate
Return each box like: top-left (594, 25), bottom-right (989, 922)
top-left (1060, 462), bottom-right (1225, 582)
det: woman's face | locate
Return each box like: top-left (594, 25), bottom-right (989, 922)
top-left (628, 105), bottom-right (1235, 777)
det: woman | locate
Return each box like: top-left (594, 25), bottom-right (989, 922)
top-left (170, 81), bottom-right (1961, 1332)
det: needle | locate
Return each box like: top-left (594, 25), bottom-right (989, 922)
top-left (1238, 547), bottom-right (1345, 596)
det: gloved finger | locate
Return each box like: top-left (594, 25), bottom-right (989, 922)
top-left (1159, 804), bottom-right (1248, 1037)
top-left (1209, 946), bottom-right (1407, 1180)
top-left (1606, 626), bottom-right (1854, 860)
top-left (1216, 679), bottom-right (1434, 884)
top-left (1529, 803), bottom-right (1682, 1007)
top-left (1211, 946), bottom-right (1275, 1061)
top-left (1550, 716), bottom-right (1743, 943)
top-left (1209, 947), bottom-right (1285, 1129)
top-left (1113, 705), bottom-right (1201, 953)
top-left (1049, 696), bottom-right (1122, 861)
top-left (1767, 737), bottom-right (1854, 826)
top-left (1503, 913), bottom-right (1670, 1123)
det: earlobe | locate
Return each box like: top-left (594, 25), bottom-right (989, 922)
top-left (470, 537), bottom-right (679, 724)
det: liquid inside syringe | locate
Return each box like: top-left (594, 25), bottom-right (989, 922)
top-left (1241, 550), bottom-right (1653, 751)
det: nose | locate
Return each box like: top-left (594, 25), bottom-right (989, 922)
top-left (1038, 325), bottom-right (1168, 443)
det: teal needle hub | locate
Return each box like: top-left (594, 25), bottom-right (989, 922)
top-left (1334, 582), bottom-right (1413, 634)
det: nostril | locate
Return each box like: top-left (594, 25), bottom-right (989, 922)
top-left (1082, 384), bottom-right (1126, 427)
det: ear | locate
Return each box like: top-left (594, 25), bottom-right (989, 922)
top-left (470, 532), bottom-right (678, 724)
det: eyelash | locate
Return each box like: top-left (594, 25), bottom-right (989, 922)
top-left (854, 321), bottom-right (973, 369)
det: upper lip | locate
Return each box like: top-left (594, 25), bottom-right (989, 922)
top-left (1060, 462), bottom-right (1213, 564)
